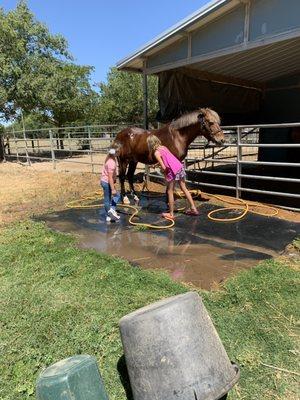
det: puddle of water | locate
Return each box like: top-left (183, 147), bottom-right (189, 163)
top-left (38, 202), bottom-right (300, 290)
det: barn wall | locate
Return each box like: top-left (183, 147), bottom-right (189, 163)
top-left (191, 5), bottom-right (244, 56)
top-left (147, 38), bottom-right (188, 68)
top-left (259, 73), bottom-right (300, 162)
top-left (249, 0), bottom-right (300, 41)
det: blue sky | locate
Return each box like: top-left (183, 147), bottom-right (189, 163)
top-left (2, 0), bottom-right (208, 85)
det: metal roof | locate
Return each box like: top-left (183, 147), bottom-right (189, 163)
top-left (117, 0), bottom-right (300, 84)
top-left (116, 0), bottom-right (230, 70)
top-left (192, 36), bottom-right (300, 82)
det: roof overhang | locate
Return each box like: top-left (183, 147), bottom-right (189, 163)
top-left (117, 0), bottom-right (300, 84)
top-left (117, 0), bottom-right (232, 71)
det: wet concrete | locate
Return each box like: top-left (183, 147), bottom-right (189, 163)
top-left (39, 198), bottom-right (300, 289)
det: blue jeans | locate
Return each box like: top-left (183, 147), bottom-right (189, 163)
top-left (101, 181), bottom-right (120, 215)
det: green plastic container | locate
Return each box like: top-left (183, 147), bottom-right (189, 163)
top-left (36, 355), bottom-right (109, 400)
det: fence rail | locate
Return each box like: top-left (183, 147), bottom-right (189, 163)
top-left (3, 124), bottom-right (131, 173)
top-left (151, 123), bottom-right (300, 212)
top-left (3, 122), bottom-right (300, 211)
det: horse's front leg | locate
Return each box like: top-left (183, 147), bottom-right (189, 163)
top-left (118, 159), bottom-right (130, 204)
top-left (127, 161), bottom-right (139, 203)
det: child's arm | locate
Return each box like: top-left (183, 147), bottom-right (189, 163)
top-left (154, 150), bottom-right (166, 172)
top-left (108, 171), bottom-right (117, 195)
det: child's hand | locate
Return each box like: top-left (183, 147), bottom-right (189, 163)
top-left (112, 188), bottom-right (117, 195)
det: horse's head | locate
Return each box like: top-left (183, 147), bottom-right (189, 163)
top-left (198, 108), bottom-right (224, 145)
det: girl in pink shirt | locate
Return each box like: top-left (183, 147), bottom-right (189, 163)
top-left (147, 135), bottom-right (199, 220)
top-left (101, 148), bottom-right (120, 222)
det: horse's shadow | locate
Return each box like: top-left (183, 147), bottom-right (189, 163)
top-left (117, 355), bottom-right (134, 400)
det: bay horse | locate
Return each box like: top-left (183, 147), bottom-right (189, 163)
top-left (113, 108), bottom-right (225, 202)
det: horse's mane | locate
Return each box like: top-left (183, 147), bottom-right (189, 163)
top-left (170, 108), bottom-right (220, 130)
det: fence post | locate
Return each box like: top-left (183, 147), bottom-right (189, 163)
top-left (49, 130), bottom-right (56, 170)
top-left (6, 136), bottom-right (11, 155)
top-left (67, 132), bottom-right (72, 158)
top-left (23, 128), bottom-right (31, 166)
top-left (37, 133), bottom-right (40, 153)
top-left (0, 133), bottom-right (5, 162)
top-left (13, 128), bottom-right (19, 162)
top-left (236, 127), bottom-right (242, 198)
top-left (88, 127), bottom-right (95, 173)
top-left (211, 146), bottom-right (215, 170)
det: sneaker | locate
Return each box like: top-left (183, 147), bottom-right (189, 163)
top-left (106, 216), bottom-right (111, 222)
top-left (108, 208), bottom-right (120, 220)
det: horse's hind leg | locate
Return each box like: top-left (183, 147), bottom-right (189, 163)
top-left (127, 161), bottom-right (139, 202)
top-left (118, 159), bottom-right (129, 204)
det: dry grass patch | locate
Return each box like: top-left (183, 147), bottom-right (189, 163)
top-left (0, 162), bottom-right (99, 226)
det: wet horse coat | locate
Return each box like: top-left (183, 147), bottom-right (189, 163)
top-left (114, 108), bottom-right (225, 200)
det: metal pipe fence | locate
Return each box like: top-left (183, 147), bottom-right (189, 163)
top-left (150, 122), bottom-right (300, 211)
top-left (3, 122), bottom-right (300, 211)
top-left (3, 124), bottom-right (133, 172)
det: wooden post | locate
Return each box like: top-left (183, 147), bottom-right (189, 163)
top-left (49, 130), bottom-right (56, 170)
top-left (6, 136), bottom-right (11, 155)
top-left (21, 110), bottom-right (31, 165)
top-left (88, 127), bottom-right (94, 173)
top-left (23, 129), bottom-right (31, 166)
top-left (0, 133), bottom-right (4, 162)
top-left (67, 132), bottom-right (72, 157)
top-left (13, 128), bottom-right (19, 162)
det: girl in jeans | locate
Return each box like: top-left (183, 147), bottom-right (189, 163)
top-left (147, 135), bottom-right (199, 220)
top-left (101, 148), bottom-right (120, 222)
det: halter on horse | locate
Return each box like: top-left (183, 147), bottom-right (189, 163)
top-left (113, 108), bottom-right (225, 202)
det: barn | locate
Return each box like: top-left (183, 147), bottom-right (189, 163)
top-left (117, 0), bottom-right (300, 210)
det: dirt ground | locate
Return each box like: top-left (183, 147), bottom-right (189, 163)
top-left (0, 161), bottom-right (100, 226)
top-left (0, 160), bottom-right (299, 227)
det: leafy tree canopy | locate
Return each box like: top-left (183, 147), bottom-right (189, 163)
top-left (0, 1), bottom-right (97, 127)
top-left (1, 1), bottom-right (158, 135)
top-left (0, 1), bottom-right (69, 118)
top-left (34, 61), bottom-right (97, 127)
top-left (95, 67), bottom-right (158, 125)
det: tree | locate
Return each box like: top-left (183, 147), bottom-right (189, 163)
top-left (0, 2), bottom-right (159, 158)
top-left (95, 67), bottom-right (158, 125)
top-left (37, 62), bottom-right (97, 128)
top-left (0, 1), bottom-right (70, 120)
top-left (0, 1), bottom-right (97, 150)
top-left (6, 112), bottom-right (53, 135)
top-left (35, 61), bottom-right (98, 148)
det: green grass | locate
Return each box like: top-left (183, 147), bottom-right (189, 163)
top-left (0, 221), bottom-right (299, 400)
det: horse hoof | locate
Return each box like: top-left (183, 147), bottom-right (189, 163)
top-left (133, 195), bottom-right (139, 203)
top-left (123, 196), bottom-right (130, 205)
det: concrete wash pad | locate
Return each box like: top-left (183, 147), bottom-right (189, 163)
top-left (39, 197), bottom-right (300, 289)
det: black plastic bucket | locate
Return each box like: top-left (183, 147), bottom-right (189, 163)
top-left (119, 292), bottom-right (239, 400)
